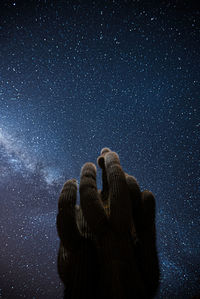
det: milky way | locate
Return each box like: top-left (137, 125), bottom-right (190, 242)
top-left (0, 1), bottom-right (200, 298)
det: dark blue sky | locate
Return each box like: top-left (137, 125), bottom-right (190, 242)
top-left (0, 1), bottom-right (199, 298)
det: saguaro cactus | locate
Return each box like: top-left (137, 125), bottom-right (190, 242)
top-left (56, 148), bottom-right (160, 299)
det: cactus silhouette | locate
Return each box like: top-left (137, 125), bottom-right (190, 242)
top-left (56, 148), bottom-right (160, 299)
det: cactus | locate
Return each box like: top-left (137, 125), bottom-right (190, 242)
top-left (56, 148), bottom-right (160, 299)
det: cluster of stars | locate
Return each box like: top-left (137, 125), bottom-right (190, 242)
top-left (0, 1), bottom-right (199, 298)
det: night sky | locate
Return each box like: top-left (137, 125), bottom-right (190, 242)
top-left (0, 0), bottom-right (200, 298)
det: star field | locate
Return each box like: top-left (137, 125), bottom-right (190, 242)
top-left (0, 0), bottom-right (200, 298)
